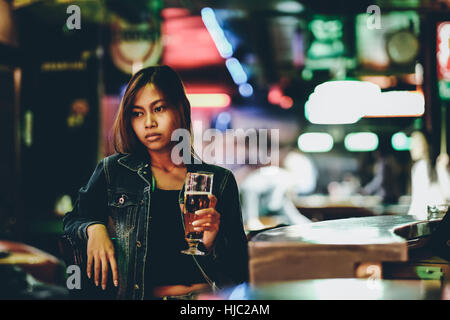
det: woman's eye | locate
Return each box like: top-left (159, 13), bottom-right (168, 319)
top-left (154, 106), bottom-right (166, 113)
top-left (132, 111), bottom-right (143, 117)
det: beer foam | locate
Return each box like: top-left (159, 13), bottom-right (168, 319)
top-left (184, 191), bottom-right (211, 195)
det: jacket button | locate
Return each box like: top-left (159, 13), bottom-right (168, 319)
top-left (136, 241), bottom-right (142, 248)
top-left (134, 284), bottom-right (140, 290)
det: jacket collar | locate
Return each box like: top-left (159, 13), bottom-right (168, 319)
top-left (117, 153), bottom-right (146, 172)
top-left (117, 152), bottom-right (204, 172)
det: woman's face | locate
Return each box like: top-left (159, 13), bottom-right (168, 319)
top-left (130, 84), bottom-right (181, 153)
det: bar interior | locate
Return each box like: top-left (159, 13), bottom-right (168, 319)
top-left (0, 0), bottom-right (449, 300)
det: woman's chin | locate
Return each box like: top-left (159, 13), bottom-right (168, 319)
top-left (144, 141), bottom-right (171, 152)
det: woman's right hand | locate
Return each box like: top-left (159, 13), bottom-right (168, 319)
top-left (86, 224), bottom-right (118, 290)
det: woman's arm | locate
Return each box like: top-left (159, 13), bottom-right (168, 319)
top-left (63, 159), bottom-right (109, 241)
top-left (62, 159), bottom-right (118, 289)
top-left (213, 171), bottom-right (249, 285)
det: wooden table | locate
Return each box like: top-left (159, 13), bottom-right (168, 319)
top-left (249, 215), bottom-right (420, 283)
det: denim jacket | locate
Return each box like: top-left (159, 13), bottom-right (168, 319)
top-left (63, 152), bottom-right (249, 300)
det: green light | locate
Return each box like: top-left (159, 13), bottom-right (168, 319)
top-left (307, 16), bottom-right (344, 60)
top-left (438, 81), bottom-right (450, 100)
top-left (391, 132), bottom-right (411, 151)
top-left (344, 132), bottom-right (379, 152)
top-left (302, 68), bottom-right (313, 81)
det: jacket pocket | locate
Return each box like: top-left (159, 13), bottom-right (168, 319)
top-left (107, 190), bottom-right (140, 237)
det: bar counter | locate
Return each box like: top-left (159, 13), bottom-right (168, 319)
top-left (248, 215), bottom-right (445, 283)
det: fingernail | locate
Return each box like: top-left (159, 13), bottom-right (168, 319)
top-left (95, 281), bottom-right (98, 286)
top-left (87, 273), bottom-right (91, 279)
top-left (114, 280), bottom-right (118, 287)
top-left (102, 284), bottom-right (106, 290)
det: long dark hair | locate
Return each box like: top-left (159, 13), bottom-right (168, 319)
top-left (112, 65), bottom-right (195, 158)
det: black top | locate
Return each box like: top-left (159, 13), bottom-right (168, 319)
top-left (144, 188), bottom-right (206, 296)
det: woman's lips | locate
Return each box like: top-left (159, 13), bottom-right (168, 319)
top-left (145, 134), bottom-right (161, 142)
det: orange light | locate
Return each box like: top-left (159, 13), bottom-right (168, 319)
top-left (187, 93), bottom-right (231, 108)
top-left (360, 75), bottom-right (397, 89)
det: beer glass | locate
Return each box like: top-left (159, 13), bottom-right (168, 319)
top-left (181, 172), bottom-right (214, 255)
top-left (427, 204), bottom-right (449, 220)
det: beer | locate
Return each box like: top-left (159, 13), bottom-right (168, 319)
top-left (184, 191), bottom-right (210, 242)
top-left (181, 171), bottom-right (213, 255)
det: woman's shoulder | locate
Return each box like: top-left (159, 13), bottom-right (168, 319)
top-left (99, 153), bottom-right (125, 167)
top-left (100, 153), bottom-right (136, 173)
top-left (102, 153), bottom-right (126, 162)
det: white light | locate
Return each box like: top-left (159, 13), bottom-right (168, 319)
top-left (275, 1), bottom-right (304, 13)
top-left (344, 132), bottom-right (379, 152)
top-left (201, 7), bottom-right (233, 58)
top-left (226, 58), bottom-right (248, 84)
top-left (305, 81), bottom-right (381, 124)
top-left (239, 83), bottom-right (253, 97)
top-left (132, 61), bottom-right (143, 75)
top-left (298, 133), bottom-right (334, 153)
top-left (364, 91), bottom-right (425, 117)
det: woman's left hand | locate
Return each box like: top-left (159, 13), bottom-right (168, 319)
top-left (192, 194), bottom-right (220, 251)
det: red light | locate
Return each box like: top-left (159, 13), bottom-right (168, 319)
top-left (279, 96), bottom-right (294, 109)
top-left (162, 14), bottom-right (223, 69)
top-left (268, 86), bottom-right (283, 105)
top-left (161, 8), bottom-right (190, 20)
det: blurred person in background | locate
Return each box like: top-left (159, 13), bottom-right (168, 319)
top-left (240, 149), bottom-right (314, 230)
top-left (408, 131), bottom-right (449, 219)
top-left (360, 139), bottom-right (402, 204)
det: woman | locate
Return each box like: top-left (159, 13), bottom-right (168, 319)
top-left (63, 65), bottom-right (249, 299)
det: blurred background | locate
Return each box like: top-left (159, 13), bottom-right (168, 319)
top-left (0, 0), bottom-right (449, 269)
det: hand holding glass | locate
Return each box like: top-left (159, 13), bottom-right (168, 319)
top-left (181, 172), bottom-right (214, 255)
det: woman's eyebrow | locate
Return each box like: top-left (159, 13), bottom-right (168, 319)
top-left (150, 99), bottom-right (167, 106)
top-left (131, 99), bottom-right (167, 109)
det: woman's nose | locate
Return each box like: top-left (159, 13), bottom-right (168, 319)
top-left (145, 114), bottom-right (156, 128)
